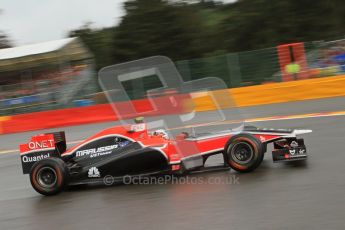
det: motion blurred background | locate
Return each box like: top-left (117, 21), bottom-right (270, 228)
top-left (1, 0), bottom-right (345, 117)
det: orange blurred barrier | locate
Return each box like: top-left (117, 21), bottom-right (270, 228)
top-left (193, 74), bottom-right (345, 111)
top-left (0, 116), bottom-right (10, 134)
top-left (0, 95), bottom-right (188, 134)
top-left (2, 74), bottom-right (345, 134)
top-left (1, 104), bottom-right (116, 134)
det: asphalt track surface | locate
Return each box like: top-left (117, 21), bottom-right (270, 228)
top-left (1, 97), bottom-right (345, 230)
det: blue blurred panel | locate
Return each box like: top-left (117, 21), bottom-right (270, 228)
top-left (73, 99), bottom-right (94, 107)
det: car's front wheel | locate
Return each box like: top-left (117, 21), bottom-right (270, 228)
top-left (30, 158), bottom-right (69, 196)
top-left (225, 134), bottom-right (264, 172)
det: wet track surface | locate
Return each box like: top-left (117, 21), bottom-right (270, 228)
top-left (1, 97), bottom-right (345, 230)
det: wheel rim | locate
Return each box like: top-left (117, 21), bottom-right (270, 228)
top-left (230, 142), bottom-right (254, 164)
top-left (36, 167), bottom-right (57, 189)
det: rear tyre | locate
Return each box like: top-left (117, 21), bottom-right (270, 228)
top-left (225, 134), bottom-right (264, 173)
top-left (30, 158), bottom-right (69, 196)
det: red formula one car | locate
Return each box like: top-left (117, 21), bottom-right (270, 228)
top-left (19, 119), bottom-right (312, 195)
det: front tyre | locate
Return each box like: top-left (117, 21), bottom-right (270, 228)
top-left (225, 134), bottom-right (264, 173)
top-left (30, 158), bottom-right (69, 196)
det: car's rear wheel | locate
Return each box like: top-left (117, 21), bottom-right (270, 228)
top-left (225, 134), bottom-right (264, 172)
top-left (30, 158), bottom-right (69, 196)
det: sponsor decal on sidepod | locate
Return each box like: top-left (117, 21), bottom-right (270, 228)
top-left (88, 167), bottom-right (101, 178)
top-left (76, 145), bottom-right (119, 158)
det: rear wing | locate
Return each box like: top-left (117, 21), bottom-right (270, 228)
top-left (19, 132), bottom-right (66, 174)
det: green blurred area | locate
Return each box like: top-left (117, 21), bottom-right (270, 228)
top-left (69, 0), bottom-right (345, 70)
top-left (66, 0), bottom-right (345, 89)
top-left (176, 48), bottom-right (281, 88)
